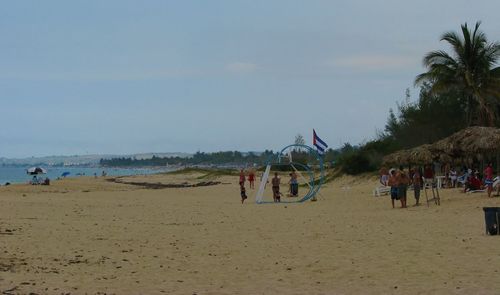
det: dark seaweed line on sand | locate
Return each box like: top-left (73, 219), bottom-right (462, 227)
top-left (106, 178), bottom-right (222, 189)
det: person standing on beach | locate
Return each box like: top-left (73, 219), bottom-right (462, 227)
top-left (239, 169), bottom-right (246, 186)
top-left (449, 167), bottom-right (458, 188)
top-left (271, 172), bottom-right (281, 202)
top-left (387, 169), bottom-right (399, 209)
top-left (397, 167), bottom-right (409, 208)
top-left (484, 162), bottom-right (494, 198)
top-left (248, 170), bottom-right (255, 189)
top-left (411, 168), bottom-right (422, 206)
top-left (289, 171), bottom-right (298, 197)
top-left (423, 164), bottom-right (434, 187)
top-left (379, 167), bottom-right (389, 186)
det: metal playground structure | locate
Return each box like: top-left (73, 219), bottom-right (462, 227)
top-left (255, 144), bottom-right (325, 204)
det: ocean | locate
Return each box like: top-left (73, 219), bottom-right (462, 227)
top-left (0, 166), bottom-right (174, 185)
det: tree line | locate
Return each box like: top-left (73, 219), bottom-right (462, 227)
top-left (334, 22), bottom-right (500, 174)
top-left (100, 150), bottom-right (278, 167)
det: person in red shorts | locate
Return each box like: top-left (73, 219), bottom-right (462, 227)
top-left (484, 163), bottom-right (494, 198)
top-left (248, 170), bottom-right (255, 189)
top-left (239, 169), bottom-right (246, 186)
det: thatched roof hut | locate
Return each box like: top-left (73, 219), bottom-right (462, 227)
top-left (431, 126), bottom-right (500, 159)
top-left (382, 126), bottom-right (500, 166)
top-left (382, 144), bottom-right (436, 166)
top-left (382, 149), bottom-right (411, 166)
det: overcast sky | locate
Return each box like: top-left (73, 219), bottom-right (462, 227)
top-left (1, 0), bottom-right (499, 158)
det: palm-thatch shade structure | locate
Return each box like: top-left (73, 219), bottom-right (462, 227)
top-left (431, 126), bottom-right (500, 158)
top-left (382, 126), bottom-right (500, 166)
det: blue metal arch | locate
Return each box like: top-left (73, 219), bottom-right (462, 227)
top-left (260, 144), bottom-right (324, 203)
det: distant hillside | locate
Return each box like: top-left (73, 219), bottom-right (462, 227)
top-left (0, 152), bottom-right (191, 167)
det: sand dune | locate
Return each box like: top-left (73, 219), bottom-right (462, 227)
top-left (1, 173), bottom-right (499, 294)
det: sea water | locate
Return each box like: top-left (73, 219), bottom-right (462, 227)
top-left (0, 166), bottom-right (174, 185)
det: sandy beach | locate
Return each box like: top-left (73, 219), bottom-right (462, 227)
top-left (1, 171), bottom-right (500, 294)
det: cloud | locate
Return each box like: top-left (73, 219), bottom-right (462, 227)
top-left (327, 55), bottom-right (418, 71)
top-left (225, 62), bottom-right (258, 74)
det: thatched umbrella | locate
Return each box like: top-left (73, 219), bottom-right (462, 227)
top-left (431, 126), bottom-right (500, 158)
top-left (382, 126), bottom-right (500, 169)
top-left (382, 149), bottom-right (411, 166)
top-left (407, 144), bottom-right (435, 164)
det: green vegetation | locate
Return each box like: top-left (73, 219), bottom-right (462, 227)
top-left (166, 167), bottom-right (239, 179)
top-left (334, 22), bottom-right (500, 175)
top-left (415, 22), bottom-right (500, 126)
top-left (100, 150), bottom-right (276, 167)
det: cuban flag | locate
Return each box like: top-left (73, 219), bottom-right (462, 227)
top-left (313, 129), bottom-right (328, 155)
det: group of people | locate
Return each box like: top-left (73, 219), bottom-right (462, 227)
top-left (460, 163), bottom-right (498, 197)
top-left (381, 167), bottom-right (413, 208)
top-left (380, 162), bottom-right (498, 208)
top-left (30, 175), bottom-right (50, 185)
top-left (238, 169), bottom-right (256, 203)
top-left (238, 169), bottom-right (300, 203)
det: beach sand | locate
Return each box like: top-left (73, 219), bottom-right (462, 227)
top-left (1, 172), bottom-right (500, 294)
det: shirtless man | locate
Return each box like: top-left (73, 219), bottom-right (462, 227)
top-left (239, 169), bottom-right (246, 186)
top-left (271, 173), bottom-right (281, 202)
top-left (411, 168), bottom-right (422, 206)
top-left (396, 167), bottom-right (409, 208)
top-left (387, 169), bottom-right (399, 209)
top-left (484, 162), bottom-right (494, 198)
top-left (248, 170), bottom-right (256, 189)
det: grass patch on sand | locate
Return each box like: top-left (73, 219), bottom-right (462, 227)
top-left (166, 167), bottom-right (239, 179)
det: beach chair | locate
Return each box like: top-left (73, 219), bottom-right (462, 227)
top-left (457, 174), bottom-right (468, 187)
top-left (423, 179), bottom-right (440, 206)
top-left (373, 186), bottom-right (390, 197)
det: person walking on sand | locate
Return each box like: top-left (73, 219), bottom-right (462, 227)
top-left (239, 169), bottom-right (246, 186)
top-left (484, 162), bottom-right (494, 198)
top-left (248, 170), bottom-right (255, 189)
top-left (272, 172), bottom-right (281, 203)
top-left (412, 168), bottom-right (422, 206)
top-left (240, 182), bottom-right (248, 204)
top-left (388, 169), bottom-right (399, 209)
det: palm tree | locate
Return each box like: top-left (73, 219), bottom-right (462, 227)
top-left (415, 22), bottom-right (500, 126)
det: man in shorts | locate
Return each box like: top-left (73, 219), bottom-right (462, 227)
top-left (397, 167), bottom-right (409, 208)
top-left (272, 172), bottom-right (281, 202)
top-left (387, 169), bottom-right (399, 208)
top-left (484, 163), bottom-right (494, 198)
top-left (412, 168), bottom-right (422, 206)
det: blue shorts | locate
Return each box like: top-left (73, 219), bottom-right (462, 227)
top-left (390, 187), bottom-right (399, 200)
top-left (485, 179), bottom-right (493, 187)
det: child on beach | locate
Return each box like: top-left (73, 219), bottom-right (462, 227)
top-left (240, 182), bottom-right (247, 204)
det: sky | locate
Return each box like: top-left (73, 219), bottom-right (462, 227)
top-left (1, 0), bottom-right (500, 158)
